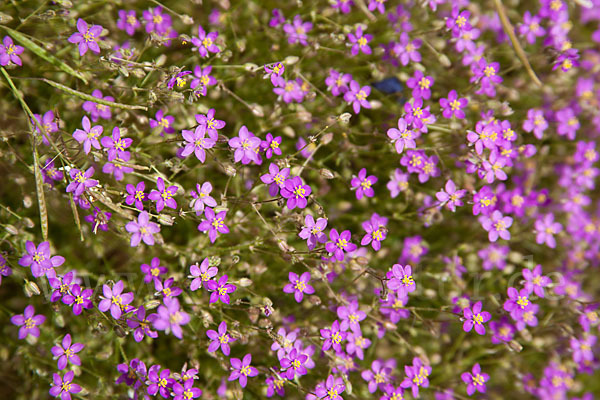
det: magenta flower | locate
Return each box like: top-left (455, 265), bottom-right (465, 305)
top-left (283, 15), bottom-right (312, 45)
top-left (0, 255), bottom-right (12, 287)
top-left (125, 181), bottom-right (147, 211)
top-left (149, 109), bottom-right (175, 135)
top-left (325, 229), bottom-right (357, 261)
top-left (440, 90), bottom-right (468, 119)
top-left (503, 287), bottom-right (533, 319)
top-left (555, 107), bottom-right (580, 140)
top-left (125, 211), bottom-right (161, 246)
top-left (361, 359), bottom-right (392, 393)
top-left (206, 275), bottom-right (237, 304)
top-left (190, 65), bottom-right (217, 96)
top-left (534, 213), bottom-right (562, 248)
top-left (523, 265), bottom-right (551, 298)
top-left (280, 348), bottom-right (308, 379)
top-left (190, 182), bottom-right (217, 216)
top-left (192, 25), bottom-right (220, 57)
top-left (126, 306), bottom-right (158, 342)
top-left (173, 379), bottom-right (202, 400)
top-left (229, 126), bottom-right (261, 164)
top-left (490, 316), bottom-right (515, 344)
top-left (387, 264), bottom-right (416, 296)
top-left (197, 208), bottom-right (229, 243)
top-left (461, 364), bottom-right (489, 396)
top-left (337, 300), bottom-right (366, 333)
top-left (68, 18), bottom-right (103, 56)
top-left (32, 111), bottom-right (59, 145)
top-left (66, 166), bottom-right (98, 197)
top-left (49, 371), bottom-right (81, 400)
top-left (147, 366), bottom-right (175, 398)
top-left (325, 69), bottom-right (352, 96)
top-left (11, 305), bottom-right (45, 339)
top-left (229, 354), bottom-right (259, 388)
top-left (0, 36), bottom-right (24, 66)
top-left (264, 62), bottom-right (285, 85)
top-left (152, 298), bottom-right (190, 339)
top-left (571, 335), bottom-right (596, 364)
top-left (101, 127), bottom-right (132, 161)
top-left (478, 244), bottom-right (508, 270)
top-left (463, 301), bottom-right (491, 334)
top-left (320, 320), bottom-right (347, 352)
top-left (207, 321), bottom-right (236, 355)
top-left (519, 11), bottom-right (546, 44)
top-left (154, 277), bottom-right (182, 298)
top-left (315, 375), bottom-right (345, 400)
top-left (189, 258), bottom-right (218, 291)
top-left (361, 213), bottom-right (388, 250)
top-left (148, 177), bottom-right (178, 212)
top-left (436, 179), bottom-right (466, 212)
top-left (72, 116), bottom-right (102, 154)
top-left (196, 108), bottom-right (225, 139)
top-left (84, 207), bottom-right (112, 233)
top-left (269, 9), bottom-right (285, 27)
top-left (117, 10), bottom-right (140, 36)
top-left (181, 125), bottom-right (216, 163)
top-left (283, 271), bottom-right (315, 302)
top-left (480, 210), bottom-right (512, 242)
top-left (98, 280), bottom-right (133, 319)
top-left (344, 81), bottom-right (371, 114)
top-left (168, 70), bottom-right (192, 89)
top-left (143, 6), bottom-right (171, 34)
top-left (401, 357), bottom-right (431, 398)
top-left (82, 89), bottom-right (113, 121)
top-left (19, 240), bottom-right (64, 278)
top-left (387, 168), bottom-right (409, 198)
top-left (281, 176), bottom-right (311, 210)
top-left (348, 26), bottom-right (372, 56)
top-left (62, 284), bottom-right (93, 315)
top-left (522, 108), bottom-right (548, 139)
top-left (299, 215), bottom-right (328, 250)
top-left (51, 334), bottom-right (84, 370)
top-left (395, 32), bottom-right (422, 65)
top-left (447, 7), bottom-right (472, 35)
top-left (387, 117), bottom-right (416, 154)
top-left (261, 133), bottom-right (282, 159)
top-left (406, 70), bottom-right (434, 100)
top-left (351, 168), bottom-right (377, 199)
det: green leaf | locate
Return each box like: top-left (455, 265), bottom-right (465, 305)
top-left (0, 25), bottom-right (89, 84)
top-left (41, 78), bottom-right (148, 111)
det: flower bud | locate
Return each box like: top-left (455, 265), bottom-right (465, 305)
top-left (283, 55), bottom-right (299, 65)
top-left (24, 280), bottom-right (40, 297)
top-left (320, 168), bottom-right (335, 179)
top-left (238, 278), bottom-right (253, 287)
top-left (338, 113), bottom-right (352, 124)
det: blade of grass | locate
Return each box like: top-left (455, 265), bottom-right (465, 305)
top-left (0, 25), bottom-right (89, 84)
top-left (40, 78), bottom-right (148, 111)
top-left (1, 67), bottom-right (48, 240)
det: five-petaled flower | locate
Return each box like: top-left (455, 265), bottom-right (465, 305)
top-left (283, 271), bottom-right (315, 302)
top-left (98, 280), bottom-right (134, 319)
top-left (228, 354), bottom-right (259, 388)
top-left (11, 305), bottom-right (45, 339)
top-left (325, 229), bottom-right (357, 261)
top-left (206, 274), bottom-right (237, 304)
top-left (351, 168), bottom-right (377, 200)
top-left (125, 211), bottom-right (161, 247)
top-left (49, 370), bottom-right (81, 400)
top-left (51, 334), bottom-right (84, 370)
top-left (463, 301), bottom-right (491, 335)
top-left (68, 18), bottom-right (103, 56)
top-left (461, 364), bottom-right (489, 395)
top-left (198, 208), bottom-right (229, 243)
top-left (207, 320), bottom-right (237, 355)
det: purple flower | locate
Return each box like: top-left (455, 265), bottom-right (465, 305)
top-left (361, 359), bottom-right (392, 393)
top-left (440, 90), bottom-right (468, 119)
top-left (207, 321), bottom-right (236, 355)
top-left (197, 208), bottom-right (229, 243)
top-left (101, 127), bottom-right (132, 161)
top-left (168, 70), bottom-right (192, 89)
top-left (447, 7), bottom-right (472, 35)
top-left (503, 287), bottom-right (533, 319)
top-left (261, 133), bottom-right (282, 159)
top-left (0, 36), bottom-right (24, 66)
top-left (556, 107), bottom-right (580, 140)
top-left (463, 301), bottom-right (491, 334)
top-left (344, 80), bottom-right (371, 114)
top-left (195, 108), bottom-right (225, 139)
top-left (283, 15), bottom-right (312, 46)
top-left (337, 300), bottom-right (366, 333)
top-left (117, 10), bottom-right (140, 36)
top-left (325, 69), bottom-right (352, 96)
top-left (478, 244), bottom-right (509, 271)
top-left (260, 163), bottom-right (289, 197)
top-left (480, 210), bottom-right (512, 242)
top-left (406, 70), bottom-right (434, 100)
top-left (32, 110), bottom-right (59, 145)
top-left (462, 364), bottom-right (489, 396)
top-left (229, 126), bottom-right (261, 164)
top-left (0, 255), bottom-right (12, 286)
top-left (519, 11), bottom-right (546, 44)
top-left (62, 284), bottom-right (93, 315)
top-left (345, 331), bottom-right (371, 360)
top-left (400, 357), bottom-right (431, 398)
top-left (125, 211), bottom-right (161, 247)
top-left (333, 0), bottom-right (353, 13)
top-left (190, 181), bottom-right (217, 216)
top-left (325, 229), bottom-right (357, 261)
top-left (51, 334), bottom-right (84, 370)
top-left (351, 168), bottom-right (377, 200)
top-left (490, 316), bottom-right (515, 344)
top-left (269, 8), bottom-right (285, 27)
top-left (522, 108), bottom-right (548, 139)
top-left (280, 348), bottom-right (308, 379)
top-left (98, 280), bottom-right (134, 319)
top-left (206, 275), bottom-right (237, 304)
top-left (348, 26), bottom-right (372, 56)
top-left (82, 89), bottom-right (113, 121)
top-left (127, 306), bottom-right (158, 342)
top-left (436, 179), bottom-right (466, 212)
top-left (72, 116), bottom-right (102, 154)
top-left (11, 305), bottom-right (45, 339)
top-left (266, 375), bottom-right (286, 397)
top-left (181, 124), bottom-right (216, 163)
top-left (387, 263), bottom-right (416, 296)
top-left (361, 213), bottom-right (388, 251)
top-left (387, 168), bottom-right (409, 198)
top-left (320, 320), bottom-right (347, 352)
top-left (190, 65), bottom-right (217, 96)
top-left (172, 379), bottom-right (202, 400)
top-left (192, 25), bottom-right (220, 57)
top-left (154, 277), bottom-right (182, 298)
top-left (189, 258), bottom-right (218, 291)
top-left (523, 265), bottom-right (551, 298)
top-left (49, 371), bottom-right (81, 400)
top-left (152, 298), bottom-right (190, 339)
top-left (149, 109), bottom-right (175, 135)
top-left (281, 176), bottom-right (311, 210)
top-left (395, 32), bottom-right (422, 65)
top-left (387, 117), bottom-right (416, 154)
top-left (84, 207), bottom-right (112, 233)
top-left (380, 291), bottom-right (410, 323)
top-left (299, 215), bottom-right (328, 250)
top-left (147, 366), bottom-right (175, 398)
top-left (283, 272), bottom-right (315, 302)
top-left (314, 375), bottom-right (345, 400)
top-left (229, 354), bottom-right (259, 388)
top-left (125, 181), bottom-right (147, 211)
top-left (472, 185), bottom-right (498, 216)
top-left (148, 177), bottom-right (178, 212)
top-left (68, 19), bottom-right (103, 56)
top-left (400, 236), bottom-right (428, 264)
top-left (19, 241), bottom-right (65, 278)
top-left (571, 335), bottom-right (596, 364)
top-left (41, 158), bottom-right (63, 186)
top-left (264, 62), bottom-right (285, 86)
top-left (534, 213), bottom-right (562, 248)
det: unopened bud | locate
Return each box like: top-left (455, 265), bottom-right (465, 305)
top-left (321, 132), bottom-right (334, 145)
top-left (157, 214), bottom-right (175, 226)
top-left (181, 14), bottom-right (194, 25)
top-left (338, 113), bottom-right (352, 124)
top-left (238, 278), bottom-right (253, 287)
top-left (209, 256), bottom-right (221, 267)
top-left (24, 280), bottom-right (40, 297)
top-left (438, 54), bottom-right (451, 68)
top-left (5, 224), bottom-right (18, 235)
top-left (320, 168), bottom-right (335, 179)
top-left (244, 63), bottom-right (258, 71)
top-left (508, 340), bottom-right (523, 352)
top-left (250, 104), bottom-right (264, 117)
top-left (283, 55), bottom-right (299, 65)
top-left (224, 165), bottom-right (237, 176)
top-left (277, 239), bottom-right (290, 252)
top-left (144, 299), bottom-right (162, 310)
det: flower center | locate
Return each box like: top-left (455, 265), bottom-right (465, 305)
top-left (294, 280), bottom-right (306, 292)
top-left (418, 78), bottom-right (431, 89)
top-left (219, 333), bottom-right (229, 344)
top-left (336, 239), bottom-right (348, 249)
top-left (450, 99), bottom-right (461, 110)
top-left (516, 296), bottom-right (529, 308)
top-left (293, 186), bottom-right (306, 198)
top-left (484, 66), bottom-right (496, 77)
top-left (356, 90), bottom-right (367, 101)
top-left (473, 374), bottom-right (484, 386)
top-left (32, 252), bottom-right (45, 263)
top-left (240, 366), bottom-right (251, 376)
top-left (357, 37), bottom-right (367, 47)
top-left (212, 218), bottom-right (224, 229)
